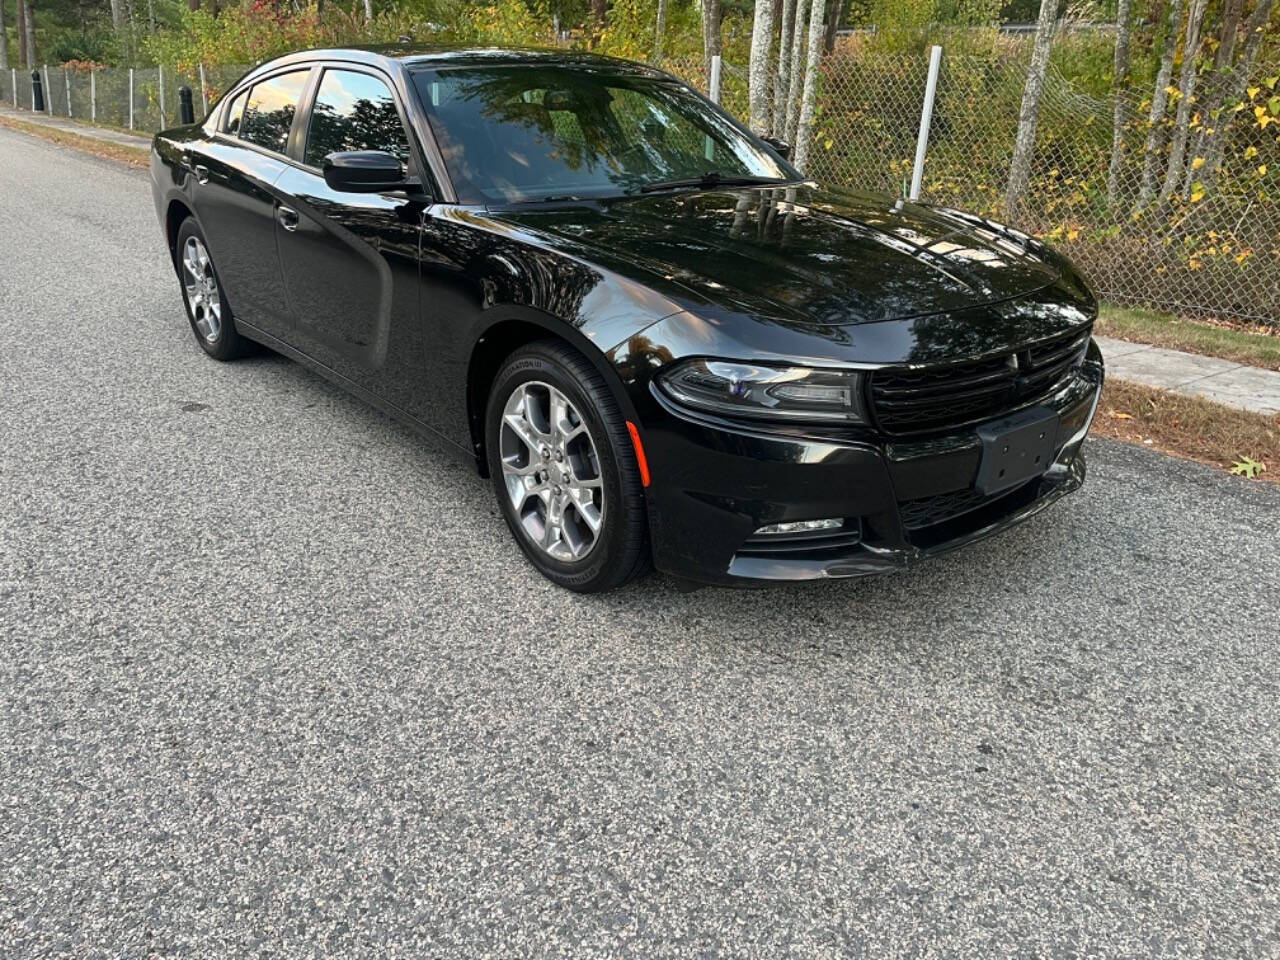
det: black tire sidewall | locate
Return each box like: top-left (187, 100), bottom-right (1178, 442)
top-left (485, 346), bottom-right (640, 592)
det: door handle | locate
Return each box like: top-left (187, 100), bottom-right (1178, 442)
top-left (193, 164), bottom-right (209, 185)
top-left (277, 205), bottom-right (299, 232)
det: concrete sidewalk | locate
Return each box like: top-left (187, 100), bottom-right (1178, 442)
top-left (1097, 336), bottom-right (1280, 416)
top-left (0, 105), bottom-right (151, 152)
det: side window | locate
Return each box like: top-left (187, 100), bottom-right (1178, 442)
top-left (305, 69), bottom-right (411, 168)
top-left (240, 70), bottom-right (309, 155)
top-left (223, 88), bottom-right (248, 136)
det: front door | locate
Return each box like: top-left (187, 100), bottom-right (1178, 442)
top-left (275, 66), bottom-right (426, 415)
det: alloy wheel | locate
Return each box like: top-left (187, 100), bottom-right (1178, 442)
top-left (499, 381), bottom-right (605, 562)
top-left (182, 236), bottom-right (222, 342)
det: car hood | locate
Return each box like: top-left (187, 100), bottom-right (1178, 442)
top-left (487, 184), bottom-right (1076, 328)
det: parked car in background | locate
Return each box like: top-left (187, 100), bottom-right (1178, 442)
top-left (150, 46), bottom-right (1104, 592)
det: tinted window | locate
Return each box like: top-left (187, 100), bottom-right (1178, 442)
top-left (240, 70), bottom-right (309, 154)
top-left (411, 66), bottom-right (795, 203)
top-left (305, 69), bottom-right (411, 168)
top-left (223, 89), bottom-right (248, 136)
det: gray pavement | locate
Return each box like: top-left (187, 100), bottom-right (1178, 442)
top-left (1098, 335), bottom-right (1280, 416)
top-left (2, 123), bottom-right (1280, 958)
top-left (0, 104), bottom-right (152, 152)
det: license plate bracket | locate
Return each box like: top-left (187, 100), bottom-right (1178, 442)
top-left (975, 407), bottom-right (1060, 496)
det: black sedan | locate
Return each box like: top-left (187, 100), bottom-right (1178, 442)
top-left (150, 46), bottom-right (1104, 592)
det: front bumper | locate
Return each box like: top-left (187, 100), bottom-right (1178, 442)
top-left (639, 340), bottom-right (1104, 585)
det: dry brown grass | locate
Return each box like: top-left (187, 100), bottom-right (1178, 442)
top-left (0, 114), bottom-right (148, 169)
top-left (1093, 379), bottom-right (1279, 484)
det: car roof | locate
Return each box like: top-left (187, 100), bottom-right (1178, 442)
top-left (258, 45), bottom-right (670, 79)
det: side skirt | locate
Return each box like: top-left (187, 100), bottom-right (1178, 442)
top-left (235, 319), bottom-right (479, 471)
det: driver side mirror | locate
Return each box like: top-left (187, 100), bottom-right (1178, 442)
top-left (323, 150), bottom-right (410, 193)
top-left (761, 136), bottom-right (792, 160)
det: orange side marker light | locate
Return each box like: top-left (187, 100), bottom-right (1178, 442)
top-left (625, 421), bottom-right (651, 488)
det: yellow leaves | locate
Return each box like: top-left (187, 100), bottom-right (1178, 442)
top-left (1188, 258), bottom-right (1204, 270)
top-left (1112, 412), bottom-right (1134, 421)
top-left (1190, 186), bottom-right (1206, 203)
top-left (1066, 227), bottom-right (1080, 242)
top-left (1235, 249), bottom-right (1253, 265)
top-left (1259, 165), bottom-right (1270, 177)
top-left (1191, 156), bottom-right (1205, 170)
top-left (1244, 145), bottom-right (1259, 159)
top-left (1165, 85), bottom-right (1181, 98)
top-left (1247, 86), bottom-right (1261, 99)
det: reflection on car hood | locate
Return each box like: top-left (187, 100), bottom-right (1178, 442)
top-left (489, 184), bottom-right (1069, 326)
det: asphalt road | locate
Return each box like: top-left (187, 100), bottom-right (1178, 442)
top-left (2, 125), bottom-right (1279, 959)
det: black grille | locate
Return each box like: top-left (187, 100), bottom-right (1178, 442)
top-left (869, 326), bottom-right (1091, 435)
top-left (898, 488), bottom-right (995, 530)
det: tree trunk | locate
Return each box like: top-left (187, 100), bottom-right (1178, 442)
top-left (702, 0), bottom-right (721, 70)
top-left (21, 0), bottom-right (36, 68)
top-left (0, 0), bottom-right (10, 72)
top-left (652, 0), bottom-right (668, 64)
top-left (187, 0), bottom-right (199, 12)
top-left (1105, 0), bottom-right (1134, 205)
top-left (784, 0), bottom-right (811, 142)
top-left (1182, 0), bottom-right (1244, 195)
top-left (591, 0), bottom-right (607, 47)
top-left (747, 0), bottom-right (777, 135)
top-left (108, 0), bottom-right (123, 31)
top-left (792, 0), bottom-right (825, 172)
top-left (773, 0), bottom-right (796, 137)
top-left (363, 0), bottom-right (373, 22)
top-left (1005, 0), bottom-right (1062, 221)
top-left (824, 0), bottom-right (845, 54)
top-left (1200, 0), bottom-right (1275, 183)
top-left (1158, 0), bottom-right (1209, 204)
top-left (1138, 0), bottom-right (1185, 206)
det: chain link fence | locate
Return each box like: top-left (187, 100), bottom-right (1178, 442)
top-left (3, 52), bottom-right (1275, 324)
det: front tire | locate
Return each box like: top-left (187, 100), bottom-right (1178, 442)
top-left (485, 341), bottom-right (650, 593)
top-left (175, 218), bottom-right (251, 361)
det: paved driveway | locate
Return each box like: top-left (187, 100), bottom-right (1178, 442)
top-left (2, 126), bottom-right (1279, 957)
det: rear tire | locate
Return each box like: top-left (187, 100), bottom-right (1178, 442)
top-left (485, 340), bottom-right (651, 593)
top-left (175, 218), bottom-right (252, 361)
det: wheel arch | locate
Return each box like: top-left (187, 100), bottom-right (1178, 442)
top-left (164, 197), bottom-right (196, 273)
top-left (465, 309), bottom-right (644, 478)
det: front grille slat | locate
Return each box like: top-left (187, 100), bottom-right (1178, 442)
top-left (869, 325), bottom-right (1092, 436)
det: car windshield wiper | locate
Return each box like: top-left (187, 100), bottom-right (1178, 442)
top-left (637, 172), bottom-right (797, 194)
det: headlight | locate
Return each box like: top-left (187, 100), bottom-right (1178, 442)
top-left (657, 359), bottom-right (867, 423)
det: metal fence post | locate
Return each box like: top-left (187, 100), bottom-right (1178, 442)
top-left (43, 64), bottom-right (52, 115)
top-left (64, 68), bottom-right (72, 118)
top-left (91, 68), bottom-right (96, 123)
top-left (909, 45), bottom-right (943, 202)
top-left (158, 64), bottom-right (166, 126)
top-left (198, 63), bottom-right (208, 115)
top-left (128, 68), bottom-right (134, 130)
top-left (11, 69), bottom-right (16, 108)
top-left (709, 54), bottom-right (723, 104)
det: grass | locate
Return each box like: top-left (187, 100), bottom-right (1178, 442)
top-left (1097, 303), bottom-right (1280, 372)
top-left (1092, 379), bottom-right (1278, 484)
top-left (0, 113), bottom-right (149, 169)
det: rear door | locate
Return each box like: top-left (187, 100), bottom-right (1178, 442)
top-left (274, 65), bottom-right (426, 411)
top-left (190, 67), bottom-right (312, 341)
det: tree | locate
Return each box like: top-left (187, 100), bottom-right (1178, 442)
top-left (1180, 0), bottom-right (1243, 196)
top-left (783, 0), bottom-right (811, 142)
top-left (0, 0), bottom-right (9, 72)
top-left (652, 0), bottom-right (668, 63)
top-left (792, 0), bottom-right (825, 171)
top-left (1191, 0), bottom-right (1274, 189)
top-left (109, 0), bottom-right (124, 31)
top-left (823, 0), bottom-right (845, 54)
top-left (19, 0), bottom-right (36, 68)
top-left (1106, 0), bottom-right (1134, 204)
top-left (773, 0), bottom-right (796, 137)
top-left (1138, 0), bottom-right (1185, 206)
top-left (591, 0), bottom-right (607, 46)
top-left (1158, 0), bottom-right (1209, 204)
top-left (747, 0), bottom-right (777, 134)
top-left (363, 0), bottom-right (373, 22)
top-left (1005, 0), bottom-right (1063, 220)
top-left (702, 0), bottom-right (721, 70)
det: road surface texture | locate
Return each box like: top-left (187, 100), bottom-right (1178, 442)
top-left (2, 126), bottom-right (1278, 958)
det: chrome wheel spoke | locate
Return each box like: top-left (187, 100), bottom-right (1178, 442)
top-left (498, 379), bottom-right (606, 564)
top-left (182, 236), bottom-right (222, 343)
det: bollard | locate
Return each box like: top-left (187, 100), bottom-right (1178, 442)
top-left (178, 85), bottom-right (195, 125)
top-left (31, 69), bottom-right (44, 113)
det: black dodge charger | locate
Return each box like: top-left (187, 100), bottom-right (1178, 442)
top-left (150, 46), bottom-right (1104, 592)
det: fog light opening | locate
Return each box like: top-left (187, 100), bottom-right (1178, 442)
top-left (753, 518), bottom-right (844, 537)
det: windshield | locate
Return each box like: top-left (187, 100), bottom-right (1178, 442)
top-left (410, 64), bottom-right (798, 203)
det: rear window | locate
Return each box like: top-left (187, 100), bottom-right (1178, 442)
top-left (240, 70), bottom-right (310, 154)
